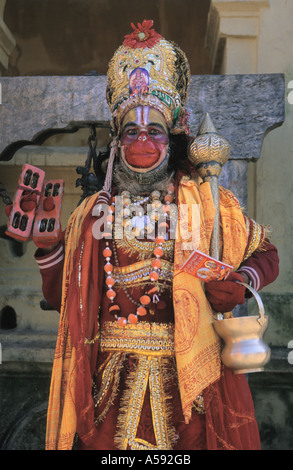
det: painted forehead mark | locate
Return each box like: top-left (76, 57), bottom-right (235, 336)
top-left (135, 106), bottom-right (142, 126)
top-left (136, 106), bottom-right (150, 126)
top-left (122, 107), bottom-right (168, 132)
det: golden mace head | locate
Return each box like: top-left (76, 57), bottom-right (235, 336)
top-left (188, 113), bottom-right (231, 179)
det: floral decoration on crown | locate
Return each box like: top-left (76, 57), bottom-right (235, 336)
top-left (123, 20), bottom-right (162, 49)
top-left (106, 20), bottom-right (191, 136)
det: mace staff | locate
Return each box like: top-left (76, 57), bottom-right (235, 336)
top-left (188, 113), bottom-right (231, 260)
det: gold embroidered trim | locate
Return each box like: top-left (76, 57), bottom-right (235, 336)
top-left (243, 217), bottom-right (264, 261)
top-left (92, 352), bottom-right (126, 424)
top-left (112, 259), bottom-right (173, 274)
top-left (115, 354), bottom-right (150, 450)
top-left (149, 357), bottom-right (176, 449)
top-left (112, 259), bottom-right (174, 288)
top-left (115, 235), bottom-right (174, 260)
top-left (95, 322), bottom-right (177, 450)
top-left (99, 321), bottom-right (175, 356)
top-left (114, 355), bottom-right (177, 450)
top-left (127, 438), bottom-right (158, 450)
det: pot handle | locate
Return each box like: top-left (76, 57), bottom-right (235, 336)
top-left (236, 281), bottom-right (266, 325)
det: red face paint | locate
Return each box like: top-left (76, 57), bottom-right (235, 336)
top-left (122, 131), bottom-right (168, 168)
top-left (120, 107), bottom-right (169, 173)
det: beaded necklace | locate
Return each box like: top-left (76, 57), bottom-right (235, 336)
top-left (103, 182), bottom-right (175, 327)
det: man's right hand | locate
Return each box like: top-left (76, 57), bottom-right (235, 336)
top-left (4, 197), bottom-right (62, 253)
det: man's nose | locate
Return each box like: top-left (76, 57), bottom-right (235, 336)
top-left (137, 131), bottom-right (148, 142)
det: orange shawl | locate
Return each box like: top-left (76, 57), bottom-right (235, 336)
top-left (45, 176), bottom-right (260, 449)
top-left (45, 195), bottom-right (100, 450)
top-left (173, 177), bottom-right (249, 423)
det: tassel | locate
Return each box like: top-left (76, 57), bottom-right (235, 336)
top-left (96, 137), bottom-right (119, 205)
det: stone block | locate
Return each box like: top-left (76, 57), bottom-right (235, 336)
top-left (0, 363), bottom-right (51, 450)
top-left (221, 16), bottom-right (259, 36)
top-left (249, 372), bottom-right (293, 450)
top-left (0, 74), bottom-right (285, 163)
top-left (186, 74), bottom-right (285, 161)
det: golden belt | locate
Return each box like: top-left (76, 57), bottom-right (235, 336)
top-left (99, 321), bottom-right (175, 356)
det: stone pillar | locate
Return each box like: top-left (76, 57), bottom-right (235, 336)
top-left (207, 0), bottom-right (269, 74)
top-left (207, 0), bottom-right (270, 216)
top-left (0, 0), bottom-right (16, 75)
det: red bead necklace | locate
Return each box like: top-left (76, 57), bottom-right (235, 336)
top-left (103, 183), bottom-right (175, 327)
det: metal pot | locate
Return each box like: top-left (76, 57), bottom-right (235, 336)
top-left (213, 282), bottom-right (270, 374)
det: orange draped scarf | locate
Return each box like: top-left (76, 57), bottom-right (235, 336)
top-left (45, 195), bottom-right (101, 450)
top-left (45, 176), bottom-right (259, 450)
top-left (173, 177), bottom-right (248, 424)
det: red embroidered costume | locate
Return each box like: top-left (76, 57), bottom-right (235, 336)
top-left (33, 21), bottom-right (279, 450)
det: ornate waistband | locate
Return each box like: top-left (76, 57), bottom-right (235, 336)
top-left (99, 321), bottom-right (175, 356)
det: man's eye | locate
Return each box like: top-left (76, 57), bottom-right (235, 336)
top-left (149, 128), bottom-right (161, 136)
top-left (126, 128), bottom-right (138, 135)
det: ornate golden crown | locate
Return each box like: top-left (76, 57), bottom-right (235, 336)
top-left (106, 20), bottom-right (191, 135)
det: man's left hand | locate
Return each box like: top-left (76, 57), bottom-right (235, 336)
top-left (205, 272), bottom-right (247, 313)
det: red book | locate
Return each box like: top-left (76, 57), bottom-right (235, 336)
top-left (181, 249), bottom-right (232, 282)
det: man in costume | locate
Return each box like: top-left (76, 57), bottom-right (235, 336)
top-left (32, 21), bottom-right (279, 450)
